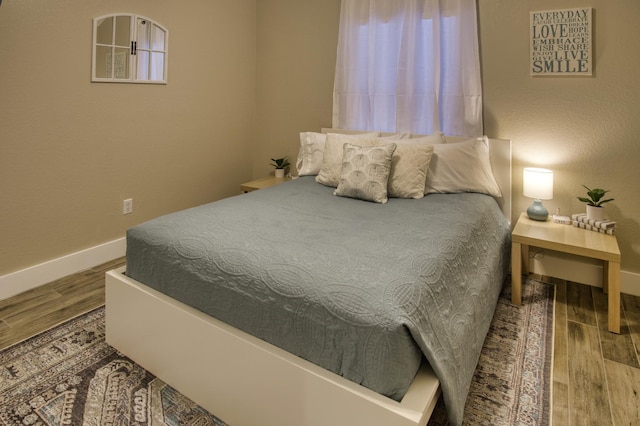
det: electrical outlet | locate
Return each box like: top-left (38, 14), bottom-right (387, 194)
top-left (123, 198), bottom-right (133, 215)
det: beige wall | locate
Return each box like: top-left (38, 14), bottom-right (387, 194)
top-left (2, 0), bottom-right (639, 278)
top-left (254, 0), bottom-right (342, 178)
top-left (479, 0), bottom-right (640, 274)
top-left (254, 0), bottom-right (640, 274)
top-left (0, 0), bottom-right (256, 275)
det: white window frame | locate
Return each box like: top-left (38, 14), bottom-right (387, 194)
top-left (92, 13), bottom-right (168, 84)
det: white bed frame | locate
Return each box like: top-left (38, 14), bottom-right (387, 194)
top-left (105, 134), bottom-right (511, 426)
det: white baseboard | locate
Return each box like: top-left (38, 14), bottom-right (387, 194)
top-left (0, 238), bottom-right (126, 301)
top-left (529, 248), bottom-right (640, 297)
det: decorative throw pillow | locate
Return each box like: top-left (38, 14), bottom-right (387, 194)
top-left (386, 142), bottom-right (434, 199)
top-left (316, 132), bottom-right (379, 187)
top-left (371, 133), bottom-right (442, 199)
top-left (334, 143), bottom-right (397, 204)
top-left (424, 136), bottom-right (502, 197)
top-left (296, 132), bottom-right (327, 176)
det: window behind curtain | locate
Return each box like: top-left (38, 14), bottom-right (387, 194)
top-left (332, 0), bottom-right (482, 136)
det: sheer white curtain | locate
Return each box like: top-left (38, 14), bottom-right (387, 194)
top-left (332, 0), bottom-right (482, 136)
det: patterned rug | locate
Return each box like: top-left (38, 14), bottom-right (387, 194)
top-left (429, 276), bottom-right (554, 425)
top-left (0, 276), bottom-right (553, 426)
top-left (0, 309), bottom-right (228, 426)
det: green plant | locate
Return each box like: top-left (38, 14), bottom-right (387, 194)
top-left (577, 185), bottom-right (614, 207)
top-left (270, 157), bottom-right (290, 169)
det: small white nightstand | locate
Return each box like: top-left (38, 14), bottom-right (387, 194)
top-left (240, 176), bottom-right (293, 193)
top-left (511, 212), bottom-right (621, 333)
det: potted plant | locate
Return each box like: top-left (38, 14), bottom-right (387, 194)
top-left (270, 157), bottom-right (290, 178)
top-left (577, 185), bottom-right (614, 220)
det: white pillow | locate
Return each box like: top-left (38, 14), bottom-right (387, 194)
top-left (379, 132), bottom-right (412, 139)
top-left (296, 132), bottom-right (327, 176)
top-left (425, 136), bottom-right (502, 197)
top-left (410, 132), bottom-right (445, 141)
top-left (316, 132), bottom-right (379, 187)
top-left (334, 143), bottom-right (397, 204)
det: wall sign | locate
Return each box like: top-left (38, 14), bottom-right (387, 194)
top-left (530, 7), bottom-right (592, 76)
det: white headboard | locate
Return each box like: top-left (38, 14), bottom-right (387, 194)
top-left (320, 129), bottom-right (512, 224)
top-left (447, 135), bottom-right (512, 225)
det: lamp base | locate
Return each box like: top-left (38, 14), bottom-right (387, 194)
top-left (527, 199), bottom-right (549, 221)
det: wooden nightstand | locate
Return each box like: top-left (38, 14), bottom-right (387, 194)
top-left (240, 176), bottom-right (293, 193)
top-left (511, 212), bottom-right (621, 333)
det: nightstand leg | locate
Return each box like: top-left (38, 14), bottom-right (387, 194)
top-left (522, 244), bottom-right (530, 275)
top-left (511, 242), bottom-right (522, 305)
top-left (607, 260), bottom-right (621, 334)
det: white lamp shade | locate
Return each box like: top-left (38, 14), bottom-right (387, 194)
top-left (523, 167), bottom-right (553, 200)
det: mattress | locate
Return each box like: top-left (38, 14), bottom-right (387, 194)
top-left (125, 176), bottom-right (510, 425)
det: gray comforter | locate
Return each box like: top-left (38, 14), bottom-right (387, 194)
top-left (126, 176), bottom-right (510, 425)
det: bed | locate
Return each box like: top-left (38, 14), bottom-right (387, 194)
top-left (105, 131), bottom-right (512, 426)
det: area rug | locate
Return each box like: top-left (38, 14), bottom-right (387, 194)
top-left (0, 276), bottom-right (553, 426)
top-left (428, 276), bottom-right (555, 425)
top-left (0, 308), bottom-right (228, 426)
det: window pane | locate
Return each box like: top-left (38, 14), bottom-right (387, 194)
top-left (115, 16), bottom-right (131, 47)
top-left (96, 45), bottom-right (112, 78)
top-left (152, 25), bottom-right (165, 51)
top-left (150, 52), bottom-right (164, 80)
top-left (137, 50), bottom-right (149, 80)
top-left (92, 13), bottom-right (167, 83)
top-left (113, 47), bottom-right (130, 79)
top-left (96, 17), bottom-right (113, 45)
top-left (137, 18), bottom-right (150, 50)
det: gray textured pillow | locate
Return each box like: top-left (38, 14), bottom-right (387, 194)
top-left (334, 143), bottom-right (397, 204)
top-left (386, 142), bottom-right (435, 199)
top-left (373, 135), bottom-right (440, 199)
top-left (316, 132), bottom-right (379, 187)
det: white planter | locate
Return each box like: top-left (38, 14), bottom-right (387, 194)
top-left (274, 169), bottom-right (285, 178)
top-left (586, 205), bottom-right (606, 221)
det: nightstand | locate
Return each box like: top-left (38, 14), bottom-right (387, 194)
top-left (511, 212), bottom-right (621, 333)
top-left (240, 176), bottom-right (293, 193)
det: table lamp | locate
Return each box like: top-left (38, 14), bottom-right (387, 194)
top-left (523, 167), bottom-right (553, 221)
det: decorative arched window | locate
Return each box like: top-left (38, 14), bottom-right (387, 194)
top-left (92, 14), bottom-right (168, 84)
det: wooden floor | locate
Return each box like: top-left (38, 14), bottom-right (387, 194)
top-left (0, 260), bottom-right (638, 425)
top-left (548, 275), bottom-right (640, 426)
top-left (0, 258), bottom-right (125, 350)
